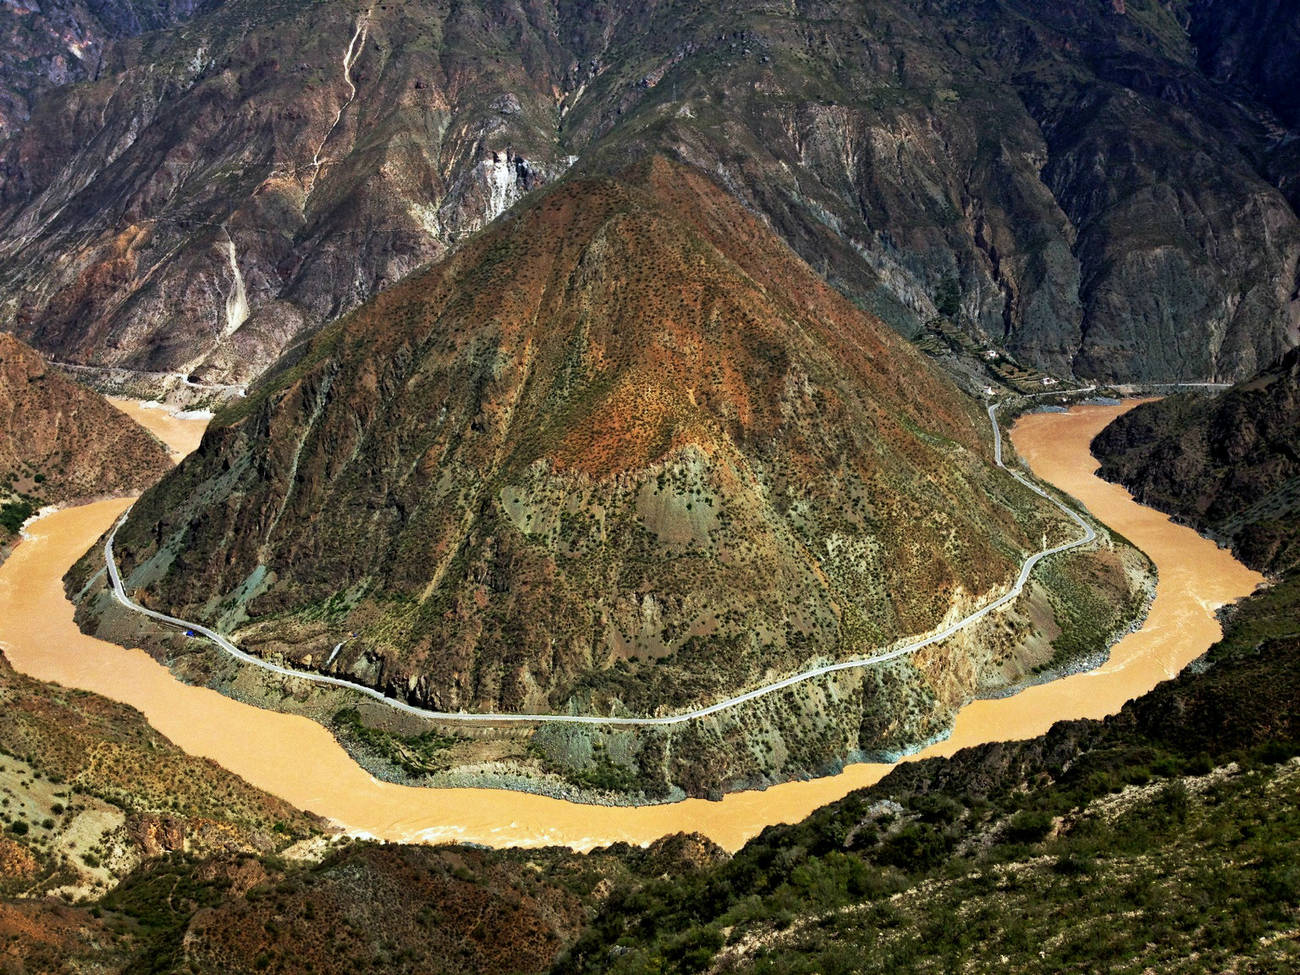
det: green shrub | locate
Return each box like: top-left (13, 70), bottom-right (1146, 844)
top-left (878, 823), bottom-right (952, 870)
top-left (934, 277), bottom-right (961, 318)
top-left (1004, 810), bottom-right (1053, 844)
top-left (0, 500), bottom-right (34, 534)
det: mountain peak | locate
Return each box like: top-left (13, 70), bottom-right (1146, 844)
top-left (108, 158), bottom-right (1049, 721)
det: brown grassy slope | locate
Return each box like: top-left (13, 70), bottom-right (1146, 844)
top-left (2, 828), bottom-right (723, 975)
top-left (0, 650), bottom-right (320, 900)
top-left (104, 157), bottom-right (1059, 715)
top-left (172, 843), bottom-right (618, 975)
top-left (0, 331), bottom-right (172, 504)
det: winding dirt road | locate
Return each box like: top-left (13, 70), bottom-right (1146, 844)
top-left (102, 401), bottom-right (1094, 725)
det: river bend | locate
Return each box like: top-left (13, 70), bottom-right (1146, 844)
top-left (0, 402), bottom-right (1263, 851)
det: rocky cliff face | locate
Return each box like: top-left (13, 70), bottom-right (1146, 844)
top-left (0, 0), bottom-right (215, 141)
top-left (2, 0), bottom-right (1297, 386)
top-left (101, 158), bottom-right (1070, 719)
top-left (1093, 347), bottom-right (1300, 574)
top-left (1, 0), bottom-right (578, 386)
top-left (1186, 0), bottom-right (1300, 210)
top-left (0, 331), bottom-right (172, 505)
top-left (1188, 0), bottom-right (1300, 130)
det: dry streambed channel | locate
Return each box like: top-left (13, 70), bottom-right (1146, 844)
top-left (0, 401), bottom-right (1263, 851)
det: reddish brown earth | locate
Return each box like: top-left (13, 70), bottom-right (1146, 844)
top-left (0, 332), bottom-right (172, 506)
top-left (98, 157), bottom-right (1061, 728)
top-left (0, 827), bottom-right (723, 975)
top-left (0, 331), bottom-right (174, 567)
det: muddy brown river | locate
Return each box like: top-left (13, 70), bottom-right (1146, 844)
top-left (106, 397), bottom-right (207, 460)
top-left (0, 402), bottom-right (1264, 851)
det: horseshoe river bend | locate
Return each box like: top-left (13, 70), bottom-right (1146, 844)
top-left (0, 400), bottom-right (1263, 852)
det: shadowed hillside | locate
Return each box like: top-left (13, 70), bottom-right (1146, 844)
top-left (1094, 348), bottom-right (1300, 575)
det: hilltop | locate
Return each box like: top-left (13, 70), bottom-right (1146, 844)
top-left (74, 159), bottom-right (1147, 797)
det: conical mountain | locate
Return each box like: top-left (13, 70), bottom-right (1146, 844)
top-left (106, 158), bottom-right (1057, 714)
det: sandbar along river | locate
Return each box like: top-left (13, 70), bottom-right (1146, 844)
top-left (0, 401), bottom-right (1263, 851)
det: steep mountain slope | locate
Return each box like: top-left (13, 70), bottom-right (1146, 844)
top-left (0, 330), bottom-right (173, 564)
top-left (557, 352), bottom-right (1300, 975)
top-left (572, 0), bottom-right (1300, 381)
top-left (1, 0), bottom-right (578, 385)
top-left (1188, 0), bottom-right (1300, 130)
top-left (2, 0), bottom-right (1297, 385)
top-left (0, 331), bottom-right (172, 505)
top-left (1093, 348), bottom-right (1300, 574)
top-left (97, 157), bottom-right (1067, 721)
top-left (0, 0), bottom-right (215, 140)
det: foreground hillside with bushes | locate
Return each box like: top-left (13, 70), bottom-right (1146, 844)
top-left (6, 536), bottom-right (1297, 973)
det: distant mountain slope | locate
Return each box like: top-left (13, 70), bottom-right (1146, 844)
top-left (99, 157), bottom-right (1066, 719)
top-left (1189, 0), bottom-right (1300, 129)
top-left (0, 0), bottom-right (216, 140)
top-left (0, 331), bottom-right (172, 506)
top-left (1093, 348), bottom-right (1300, 574)
top-left (2, 0), bottom-right (1297, 385)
